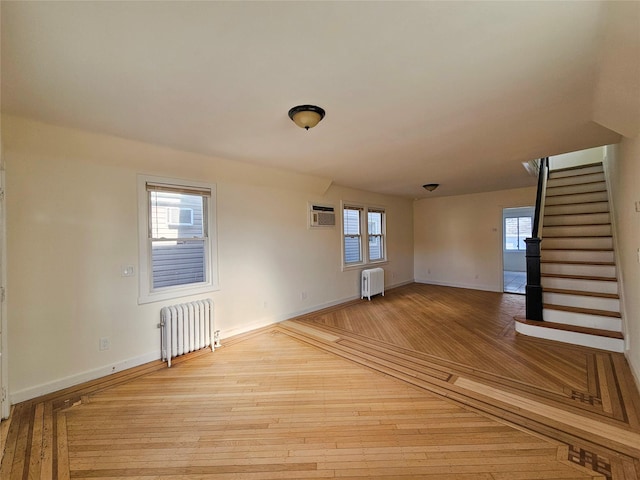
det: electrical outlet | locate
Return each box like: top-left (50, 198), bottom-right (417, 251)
top-left (99, 337), bottom-right (110, 351)
top-left (301, 291), bottom-right (308, 300)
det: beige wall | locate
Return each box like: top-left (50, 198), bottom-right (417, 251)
top-left (3, 115), bottom-right (414, 402)
top-left (414, 187), bottom-right (536, 292)
top-left (605, 135), bottom-right (640, 384)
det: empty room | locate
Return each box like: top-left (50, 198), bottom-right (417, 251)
top-left (1, 1), bottom-right (640, 479)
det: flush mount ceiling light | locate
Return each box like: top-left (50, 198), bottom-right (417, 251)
top-left (288, 105), bottom-right (325, 130)
top-left (422, 183), bottom-right (439, 192)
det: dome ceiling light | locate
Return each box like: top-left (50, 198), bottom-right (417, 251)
top-left (288, 105), bottom-right (326, 130)
top-left (422, 183), bottom-right (439, 192)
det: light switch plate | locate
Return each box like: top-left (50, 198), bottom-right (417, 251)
top-left (121, 265), bottom-right (135, 277)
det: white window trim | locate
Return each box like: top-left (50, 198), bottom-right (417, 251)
top-left (137, 174), bottom-right (219, 304)
top-left (341, 201), bottom-right (387, 271)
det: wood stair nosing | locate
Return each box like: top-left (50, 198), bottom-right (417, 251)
top-left (546, 181), bottom-right (607, 192)
top-left (544, 200), bottom-right (609, 207)
top-left (546, 189), bottom-right (607, 198)
top-left (543, 210), bottom-right (610, 217)
top-left (541, 247), bottom-right (613, 252)
top-left (541, 273), bottom-right (617, 282)
top-left (514, 316), bottom-right (623, 340)
top-left (548, 162), bottom-right (603, 174)
top-left (543, 303), bottom-right (621, 319)
top-left (542, 234), bottom-right (612, 239)
top-left (543, 222), bottom-right (611, 228)
top-left (540, 260), bottom-right (615, 266)
top-left (542, 287), bottom-right (619, 299)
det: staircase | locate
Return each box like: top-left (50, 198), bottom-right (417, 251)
top-left (516, 162), bottom-right (625, 352)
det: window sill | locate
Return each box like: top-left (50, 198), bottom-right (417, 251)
top-left (138, 283), bottom-right (219, 305)
top-left (342, 260), bottom-right (388, 272)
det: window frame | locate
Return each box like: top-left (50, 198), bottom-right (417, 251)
top-left (137, 175), bottom-right (219, 304)
top-left (342, 202), bottom-right (387, 270)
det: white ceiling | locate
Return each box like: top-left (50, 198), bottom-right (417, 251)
top-left (2, 1), bottom-right (637, 198)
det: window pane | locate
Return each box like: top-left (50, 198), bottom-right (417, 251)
top-left (504, 217), bottom-right (519, 250)
top-left (518, 216), bottom-right (532, 249)
top-left (343, 208), bottom-right (361, 235)
top-left (150, 190), bottom-right (207, 289)
top-left (369, 235), bottom-right (382, 261)
top-left (344, 236), bottom-right (362, 263)
top-left (152, 239), bottom-right (206, 289)
top-left (368, 211), bottom-right (382, 235)
top-left (150, 191), bottom-right (204, 239)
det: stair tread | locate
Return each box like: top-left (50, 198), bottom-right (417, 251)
top-left (543, 222), bottom-right (611, 227)
top-left (542, 235), bottom-right (612, 238)
top-left (546, 190), bottom-right (607, 198)
top-left (543, 288), bottom-right (619, 299)
top-left (540, 260), bottom-right (615, 266)
top-left (541, 247), bottom-right (613, 252)
top-left (545, 200), bottom-right (610, 206)
top-left (544, 211), bottom-right (609, 216)
top-left (514, 316), bottom-right (623, 340)
top-left (547, 181), bottom-right (606, 190)
top-left (541, 272), bottom-right (617, 281)
top-left (544, 303), bottom-right (621, 318)
top-left (549, 162), bottom-right (603, 174)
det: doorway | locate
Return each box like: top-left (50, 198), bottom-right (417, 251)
top-left (502, 206), bottom-right (534, 294)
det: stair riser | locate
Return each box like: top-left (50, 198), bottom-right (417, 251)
top-left (543, 213), bottom-right (610, 226)
top-left (515, 321), bottom-right (623, 352)
top-left (543, 292), bottom-right (620, 313)
top-left (541, 263), bottom-right (616, 278)
top-left (549, 165), bottom-right (604, 179)
top-left (541, 250), bottom-right (614, 263)
top-left (543, 224), bottom-right (611, 237)
top-left (544, 202), bottom-right (609, 216)
top-left (547, 182), bottom-right (606, 197)
top-left (546, 172), bottom-right (605, 188)
top-left (542, 237), bottom-right (613, 250)
top-left (542, 276), bottom-right (618, 295)
top-left (542, 308), bottom-right (622, 332)
top-left (545, 191), bottom-right (609, 206)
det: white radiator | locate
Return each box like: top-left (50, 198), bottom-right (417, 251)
top-left (160, 299), bottom-right (216, 367)
top-left (362, 268), bottom-right (384, 301)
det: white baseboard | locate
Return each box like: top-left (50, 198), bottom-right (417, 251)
top-left (221, 294), bottom-right (362, 339)
top-left (10, 351), bottom-right (161, 405)
top-left (11, 280), bottom-right (416, 405)
top-left (220, 280), bottom-right (414, 339)
top-left (414, 278), bottom-right (501, 293)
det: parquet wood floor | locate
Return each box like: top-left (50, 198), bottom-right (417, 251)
top-left (2, 283), bottom-right (640, 479)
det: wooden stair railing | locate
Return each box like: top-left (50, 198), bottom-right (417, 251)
top-left (525, 157), bottom-right (549, 321)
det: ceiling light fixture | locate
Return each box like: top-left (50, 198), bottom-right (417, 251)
top-left (422, 183), bottom-right (439, 192)
top-left (288, 105), bottom-right (325, 130)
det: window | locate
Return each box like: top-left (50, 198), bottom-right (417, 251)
top-left (368, 209), bottom-right (384, 261)
top-left (138, 176), bottom-right (218, 304)
top-left (343, 206), bottom-right (362, 264)
top-left (504, 216), bottom-right (532, 251)
top-left (343, 203), bottom-right (386, 267)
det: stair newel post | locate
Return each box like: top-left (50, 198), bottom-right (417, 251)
top-left (525, 237), bottom-right (543, 321)
top-left (525, 156), bottom-right (548, 322)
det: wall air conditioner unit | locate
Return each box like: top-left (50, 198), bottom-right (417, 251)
top-left (309, 203), bottom-right (335, 228)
